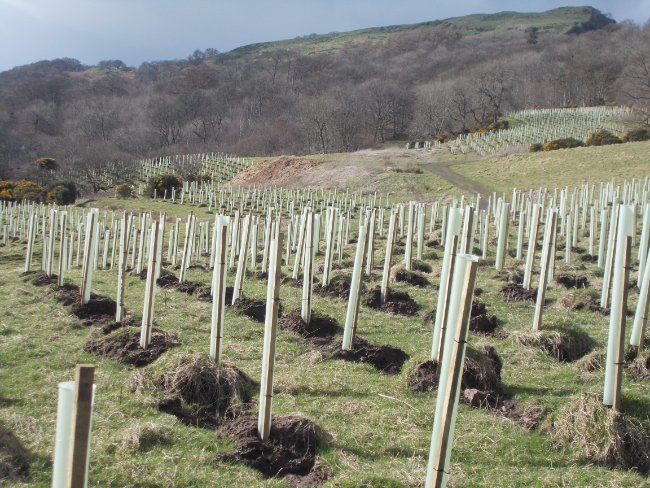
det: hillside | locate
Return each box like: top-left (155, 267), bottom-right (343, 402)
top-left (223, 7), bottom-right (613, 60)
top-left (1, 6), bottom-right (645, 185)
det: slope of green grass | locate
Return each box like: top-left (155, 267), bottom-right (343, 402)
top-left (221, 7), bottom-right (600, 60)
top-left (452, 140), bottom-right (650, 194)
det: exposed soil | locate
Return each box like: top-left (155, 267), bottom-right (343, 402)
top-left (461, 389), bottom-right (545, 430)
top-left (84, 327), bottom-right (180, 366)
top-left (0, 426), bottom-right (31, 482)
top-left (71, 296), bottom-right (117, 322)
top-left (500, 283), bottom-right (538, 302)
top-left (229, 155), bottom-right (323, 187)
top-left (363, 286), bottom-right (418, 316)
top-left (156, 354), bottom-right (254, 427)
top-left (314, 274), bottom-right (361, 300)
top-left (390, 266), bottom-right (430, 287)
top-left (470, 300), bottom-right (498, 334)
top-left (329, 336), bottom-right (409, 374)
top-left (556, 274), bottom-right (590, 289)
top-left (218, 415), bottom-right (321, 483)
top-left (101, 318), bottom-right (139, 335)
top-left (278, 309), bottom-right (341, 338)
top-left (24, 272), bottom-right (56, 287)
top-left (231, 297), bottom-right (277, 323)
top-left (407, 344), bottom-right (503, 393)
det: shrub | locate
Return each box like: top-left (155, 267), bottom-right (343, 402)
top-left (35, 157), bottom-right (58, 171)
top-left (435, 132), bottom-right (447, 143)
top-left (146, 174), bottom-right (181, 198)
top-left (115, 183), bottom-right (134, 199)
top-left (586, 130), bottom-right (622, 146)
top-left (529, 143), bottom-right (544, 152)
top-left (543, 138), bottom-right (585, 151)
top-left (623, 128), bottom-right (650, 142)
top-left (13, 180), bottom-right (45, 202)
top-left (46, 182), bottom-right (77, 205)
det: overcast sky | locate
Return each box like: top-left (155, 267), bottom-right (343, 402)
top-left (1, 0), bottom-right (648, 72)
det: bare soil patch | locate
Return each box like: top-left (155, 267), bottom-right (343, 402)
top-left (84, 327), bottom-right (179, 366)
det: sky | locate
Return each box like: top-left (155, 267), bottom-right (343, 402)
top-left (1, 0), bottom-right (649, 72)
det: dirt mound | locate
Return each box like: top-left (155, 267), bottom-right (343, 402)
top-left (71, 296), bottom-right (117, 322)
top-left (628, 354), bottom-right (650, 380)
top-left (516, 328), bottom-right (593, 362)
top-left (157, 354), bottom-right (254, 427)
top-left (23, 272), bottom-right (56, 287)
top-left (470, 300), bottom-right (498, 334)
top-left (390, 266), bottom-right (430, 287)
top-left (557, 289), bottom-right (606, 314)
top-left (157, 273), bottom-right (180, 288)
top-left (551, 394), bottom-right (650, 473)
top-left (314, 274), bottom-right (360, 300)
top-left (363, 286), bottom-right (418, 316)
top-left (0, 425), bottom-right (31, 482)
top-left (84, 328), bottom-right (180, 366)
top-left (556, 274), bottom-right (589, 289)
top-left (279, 309), bottom-right (341, 338)
top-left (218, 415), bottom-right (320, 482)
top-left (329, 336), bottom-right (409, 374)
top-left (407, 344), bottom-right (503, 393)
top-left (461, 390), bottom-right (545, 430)
top-left (500, 283), bottom-right (537, 302)
top-left (231, 297), bottom-right (275, 323)
top-left (229, 156), bottom-right (322, 187)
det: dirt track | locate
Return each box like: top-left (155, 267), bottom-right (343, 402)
top-left (422, 158), bottom-right (491, 209)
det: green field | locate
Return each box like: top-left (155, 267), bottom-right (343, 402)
top-left (448, 141), bottom-right (650, 195)
top-left (1, 201), bottom-right (649, 486)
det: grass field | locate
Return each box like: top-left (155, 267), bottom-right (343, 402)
top-left (1, 206), bottom-right (649, 487)
top-left (452, 141), bottom-right (650, 195)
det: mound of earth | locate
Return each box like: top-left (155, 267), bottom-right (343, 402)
top-left (390, 266), bottom-right (430, 287)
top-left (516, 328), bottom-right (594, 362)
top-left (230, 297), bottom-right (277, 323)
top-left (500, 283), bottom-right (537, 302)
top-left (556, 274), bottom-right (589, 289)
top-left (408, 344), bottom-right (503, 393)
top-left (364, 286), bottom-right (418, 316)
top-left (84, 327), bottom-right (180, 366)
top-left (229, 156), bottom-right (322, 187)
top-left (470, 300), bottom-right (498, 334)
top-left (218, 415), bottom-right (325, 486)
top-left (278, 309), bottom-right (341, 338)
top-left (329, 336), bottom-right (409, 374)
top-left (551, 394), bottom-right (650, 473)
top-left (157, 354), bottom-right (254, 427)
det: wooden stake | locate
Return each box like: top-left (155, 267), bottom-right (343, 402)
top-left (66, 364), bottom-right (95, 488)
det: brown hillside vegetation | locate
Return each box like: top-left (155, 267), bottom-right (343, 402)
top-left (229, 156), bottom-right (322, 187)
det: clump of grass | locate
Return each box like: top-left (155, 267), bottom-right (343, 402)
top-left (557, 288), bottom-right (601, 312)
top-left (551, 394), bottom-right (650, 473)
top-left (516, 327), bottom-right (593, 362)
top-left (577, 351), bottom-right (605, 372)
top-left (158, 353), bottom-right (253, 416)
top-left (628, 354), bottom-right (650, 381)
top-left (116, 422), bottom-right (173, 454)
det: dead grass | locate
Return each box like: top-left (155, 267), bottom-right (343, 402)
top-left (551, 394), bottom-right (650, 473)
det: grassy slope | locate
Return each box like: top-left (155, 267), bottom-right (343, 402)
top-left (1, 208), bottom-right (649, 487)
top-left (452, 141), bottom-right (650, 195)
top-left (222, 7), bottom-right (595, 60)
